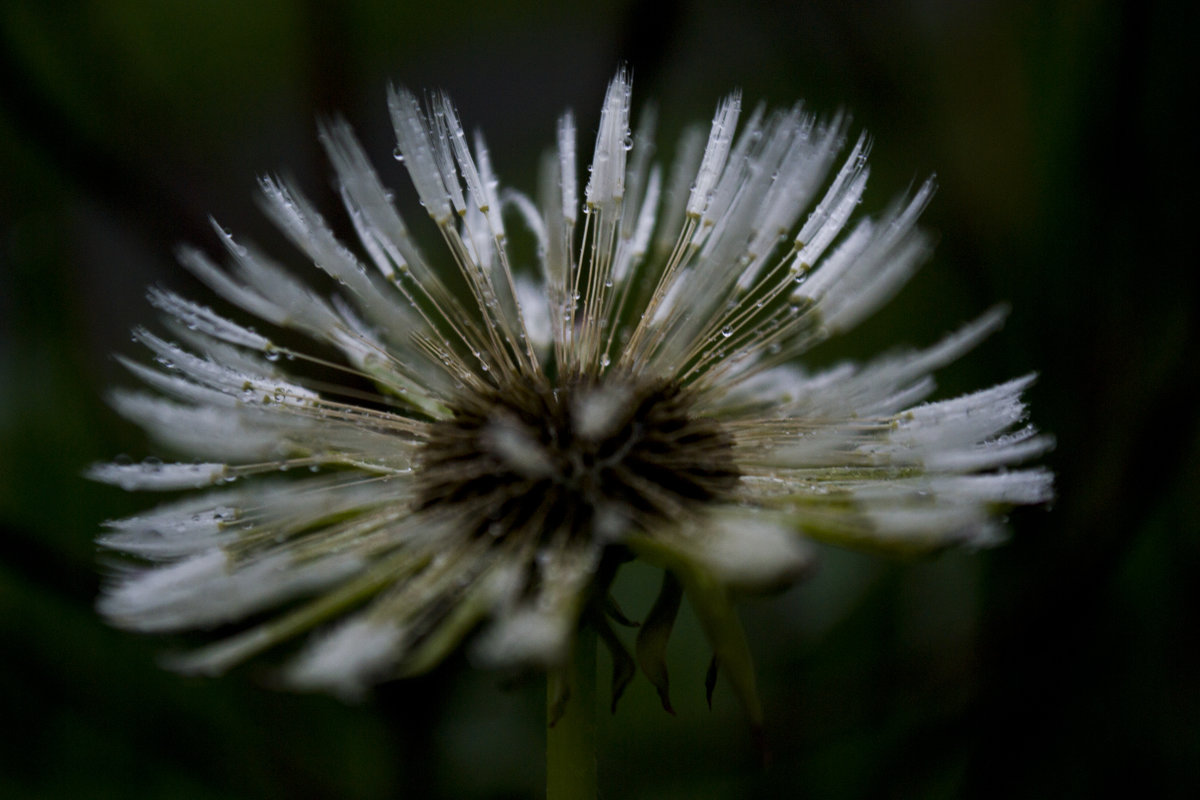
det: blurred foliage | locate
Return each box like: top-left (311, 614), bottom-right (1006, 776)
top-left (1, 0), bottom-right (1197, 797)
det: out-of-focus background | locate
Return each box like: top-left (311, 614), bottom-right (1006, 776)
top-left (1, 1), bottom-right (1195, 797)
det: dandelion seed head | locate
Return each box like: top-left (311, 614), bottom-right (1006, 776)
top-left (93, 71), bottom-right (1052, 716)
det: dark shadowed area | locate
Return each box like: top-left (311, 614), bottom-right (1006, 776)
top-left (2, 0), bottom-right (1196, 797)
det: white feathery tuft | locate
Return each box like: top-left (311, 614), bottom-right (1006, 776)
top-left (388, 87), bottom-right (454, 223)
top-left (687, 91), bottom-right (741, 219)
top-left (687, 513), bottom-right (815, 593)
top-left (481, 415), bottom-right (555, 478)
top-left (286, 617), bottom-right (406, 700)
top-left (585, 69), bottom-right (633, 211)
top-left (89, 461), bottom-right (230, 491)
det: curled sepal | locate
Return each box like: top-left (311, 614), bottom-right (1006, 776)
top-left (626, 535), bottom-right (764, 732)
top-left (547, 666), bottom-right (571, 729)
top-left (690, 583), bottom-right (762, 730)
top-left (690, 577), bottom-right (770, 757)
top-left (604, 594), bottom-right (640, 628)
top-left (593, 614), bottom-right (637, 713)
top-left (635, 571), bottom-right (683, 714)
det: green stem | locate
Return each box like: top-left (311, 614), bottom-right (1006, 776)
top-left (547, 627), bottom-right (597, 800)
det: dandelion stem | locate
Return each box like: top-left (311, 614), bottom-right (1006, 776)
top-left (547, 627), bottom-right (598, 800)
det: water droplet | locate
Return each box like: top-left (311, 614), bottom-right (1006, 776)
top-left (393, 147), bottom-right (405, 162)
top-left (721, 326), bottom-right (733, 338)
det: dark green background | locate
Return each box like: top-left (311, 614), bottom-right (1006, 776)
top-left (2, 1), bottom-right (1196, 797)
